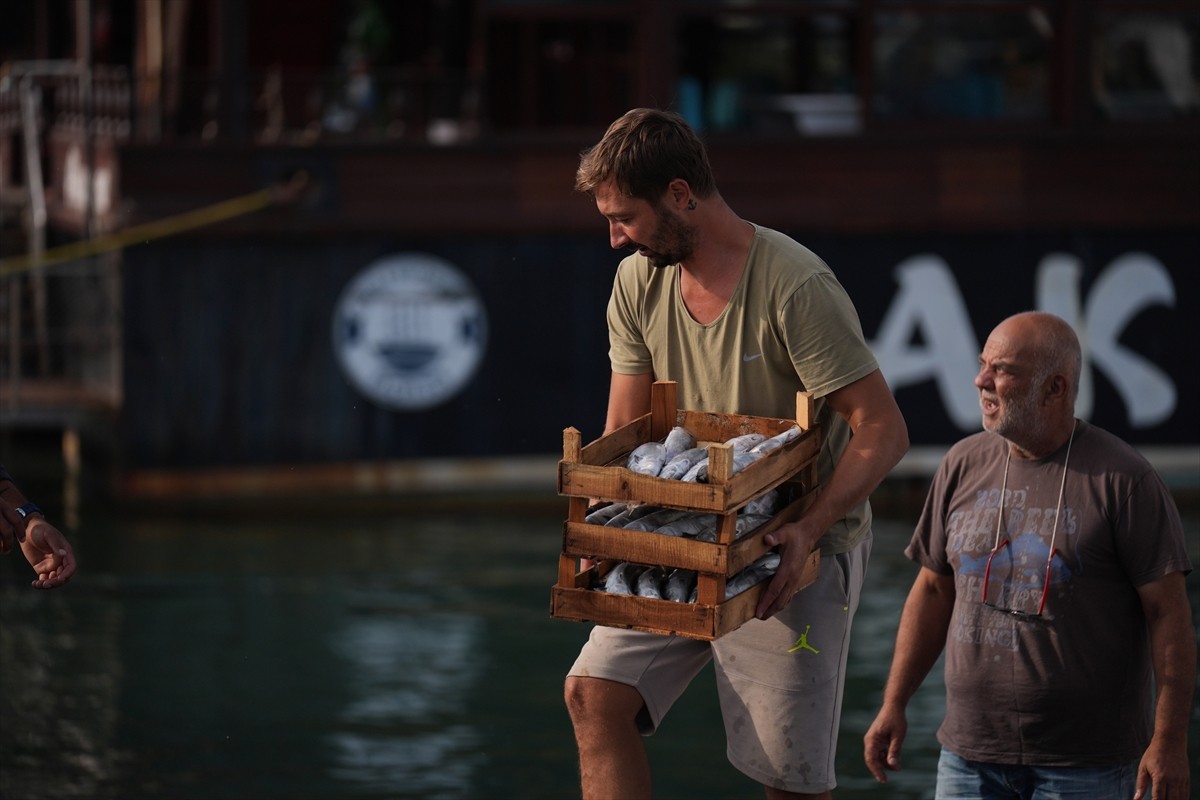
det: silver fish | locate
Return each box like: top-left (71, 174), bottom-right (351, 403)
top-left (662, 426), bottom-right (696, 458)
top-left (724, 552), bottom-right (781, 599)
top-left (604, 504), bottom-right (663, 528)
top-left (656, 513), bottom-right (718, 538)
top-left (740, 449), bottom-right (766, 466)
top-left (680, 458), bottom-right (707, 483)
top-left (748, 425), bottom-right (802, 455)
top-left (731, 451), bottom-right (765, 475)
top-left (664, 568), bottom-right (697, 603)
top-left (691, 512), bottom-right (769, 543)
top-left (659, 446), bottom-right (708, 480)
top-left (743, 489), bottom-right (779, 517)
top-left (736, 513), bottom-right (773, 538)
top-left (686, 450), bottom-right (764, 483)
top-left (636, 566), bottom-right (668, 599)
top-left (602, 562), bottom-right (640, 595)
top-left (724, 433), bottom-right (767, 452)
top-left (585, 502), bottom-right (628, 525)
top-left (622, 507), bottom-right (696, 532)
top-left (627, 441), bottom-right (667, 476)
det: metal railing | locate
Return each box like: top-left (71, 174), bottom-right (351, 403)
top-left (1, 62), bottom-right (126, 414)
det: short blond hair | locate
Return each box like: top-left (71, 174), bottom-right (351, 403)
top-left (575, 108), bottom-right (716, 201)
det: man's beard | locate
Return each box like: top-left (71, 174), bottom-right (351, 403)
top-left (635, 204), bottom-right (696, 268)
top-left (984, 377), bottom-right (1051, 447)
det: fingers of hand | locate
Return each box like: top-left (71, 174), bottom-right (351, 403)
top-left (761, 520), bottom-right (789, 549)
top-left (756, 574), bottom-right (795, 619)
top-left (863, 743), bottom-right (889, 782)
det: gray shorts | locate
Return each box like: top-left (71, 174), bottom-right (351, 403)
top-left (567, 533), bottom-right (871, 794)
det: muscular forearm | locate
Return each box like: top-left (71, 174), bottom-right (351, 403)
top-left (604, 371), bottom-right (653, 434)
top-left (806, 419), bottom-right (908, 539)
top-left (804, 368), bottom-right (909, 541)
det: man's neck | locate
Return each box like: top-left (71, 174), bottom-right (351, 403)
top-left (1009, 416), bottom-right (1078, 460)
top-left (675, 206), bottom-right (755, 324)
top-left (678, 204), bottom-right (754, 282)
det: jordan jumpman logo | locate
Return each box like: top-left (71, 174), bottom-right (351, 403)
top-left (788, 624), bottom-right (820, 654)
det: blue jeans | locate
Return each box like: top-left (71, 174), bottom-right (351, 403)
top-left (936, 748), bottom-right (1138, 800)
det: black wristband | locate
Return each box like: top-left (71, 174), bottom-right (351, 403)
top-left (15, 502), bottom-right (43, 520)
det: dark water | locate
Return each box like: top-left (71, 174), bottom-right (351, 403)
top-left (2, 502), bottom-right (1197, 800)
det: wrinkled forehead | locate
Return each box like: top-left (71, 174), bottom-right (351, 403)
top-left (981, 320), bottom-right (1038, 365)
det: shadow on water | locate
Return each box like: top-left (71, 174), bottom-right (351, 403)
top-left (1, 501), bottom-right (1197, 800)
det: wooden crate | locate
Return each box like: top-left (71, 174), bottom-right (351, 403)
top-left (551, 380), bottom-right (822, 640)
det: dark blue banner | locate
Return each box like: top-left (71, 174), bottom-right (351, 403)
top-left (122, 229), bottom-right (1198, 474)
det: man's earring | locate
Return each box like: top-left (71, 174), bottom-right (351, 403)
top-left (686, 199), bottom-right (697, 211)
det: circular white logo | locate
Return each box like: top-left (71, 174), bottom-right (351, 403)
top-left (332, 253), bottom-right (488, 411)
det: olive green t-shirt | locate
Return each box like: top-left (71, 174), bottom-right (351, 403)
top-left (606, 224), bottom-right (879, 553)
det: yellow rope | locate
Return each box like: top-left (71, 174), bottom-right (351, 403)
top-left (0, 176), bottom-right (306, 277)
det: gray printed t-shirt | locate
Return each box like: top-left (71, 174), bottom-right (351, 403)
top-left (906, 421), bottom-right (1191, 766)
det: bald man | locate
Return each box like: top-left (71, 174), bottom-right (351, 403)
top-left (864, 311), bottom-right (1193, 800)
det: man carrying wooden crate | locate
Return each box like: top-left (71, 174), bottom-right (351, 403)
top-left (564, 108), bottom-right (910, 800)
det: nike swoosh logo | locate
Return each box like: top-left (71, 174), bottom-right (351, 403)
top-left (743, 353), bottom-right (763, 362)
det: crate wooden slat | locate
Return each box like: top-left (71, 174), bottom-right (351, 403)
top-left (559, 392), bottom-right (819, 514)
top-left (562, 490), bottom-right (817, 576)
top-left (558, 431), bottom-right (818, 513)
top-left (550, 549), bottom-right (821, 640)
